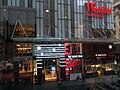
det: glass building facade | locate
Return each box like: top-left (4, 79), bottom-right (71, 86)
top-left (0, 0), bottom-right (115, 84)
top-left (36, 0), bottom-right (114, 39)
top-left (0, 0), bottom-right (36, 8)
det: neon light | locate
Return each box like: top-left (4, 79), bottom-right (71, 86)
top-left (86, 1), bottom-right (112, 18)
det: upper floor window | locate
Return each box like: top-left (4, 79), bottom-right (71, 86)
top-left (28, 0), bottom-right (32, 8)
top-left (25, 0), bottom-right (33, 8)
top-left (2, 0), bottom-right (7, 5)
top-left (118, 5), bottom-right (120, 10)
top-left (1, 0), bottom-right (34, 8)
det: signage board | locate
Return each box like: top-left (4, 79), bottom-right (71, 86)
top-left (70, 73), bottom-right (82, 81)
top-left (86, 1), bottom-right (112, 18)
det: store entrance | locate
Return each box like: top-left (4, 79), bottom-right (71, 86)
top-left (42, 59), bottom-right (59, 82)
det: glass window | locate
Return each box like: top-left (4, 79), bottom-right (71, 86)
top-left (61, 5), bottom-right (64, 19)
top-left (12, 0), bottom-right (15, 6)
top-left (74, 14), bottom-right (78, 27)
top-left (61, 0), bottom-right (64, 4)
top-left (68, 5), bottom-right (71, 19)
top-left (68, 20), bottom-right (71, 37)
top-left (25, 0), bottom-right (28, 7)
top-left (58, 0), bottom-right (60, 3)
top-left (0, 0), bottom-right (2, 5)
top-left (40, 2), bottom-right (43, 17)
top-left (20, 0), bottom-right (26, 7)
top-left (55, 12), bottom-right (58, 27)
top-left (54, 0), bottom-right (58, 10)
top-left (2, 0), bottom-right (7, 5)
top-left (40, 19), bottom-right (43, 37)
top-left (15, 25), bottom-right (35, 37)
top-left (16, 43), bottom-right (32, 56)
top-left (62, 20), bottom-right (65, 37)
top-left (58, 4), bottom-right (61, 18)
top-left (68, 0), bottom-right (70, 4)
top-left (36, 2), bottom-right (40, 17)
top-left (55, 27), bottom-right (58, 37)
top-left (58, 20), bottom-right (62, 38)
top-left (74, 0), bottom-right (77, 12)
top-left (28, 0), bottom-right (32, 8)
top-left (32, 0), bottom-right (36, 8)
top-left (8, 0), bottom-right (12, 6)
top-left (16, 0), bottom-right (20, 6)
top-left (75, 28), bottom-right (78, 37)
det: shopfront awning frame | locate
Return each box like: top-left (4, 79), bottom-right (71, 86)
top-left (10, 37), bottom-right (120, 43)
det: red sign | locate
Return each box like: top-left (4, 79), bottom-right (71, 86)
top-left (86, 1), bottom-right (112, 18)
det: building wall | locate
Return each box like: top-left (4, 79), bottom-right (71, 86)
top-left (0, 14), bottom-right (8, 61)
top-left (0, 0), bottom-right (36, 8)
top-left (0, 1), bottom-right (36, 62)
top-left (36, 0), bottom-right (114, 39)
top-left (114, 0), bottom-right (120, 65)
top-left (114, 1), bottom-right (120, 39)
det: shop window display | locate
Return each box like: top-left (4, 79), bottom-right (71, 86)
top-left (0, 61), bottom-right (14, 83)
top-left (16, 43), bottom-right (32, 56)
top-left (19, 60), bottom-right (33, 84)
top-left (19, 60), bottom-right (32, 72)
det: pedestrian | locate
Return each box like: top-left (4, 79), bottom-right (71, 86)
top-left (34, 74), bottom-right (37, 84)
top-left (76, 75), bottom-right (81, 82)
top-left (24, 76), bottom-right (28, 85)
top-left (57, 72), bottom-right (59, 81)
top-left (42, 73), bottom-right (45, 84)
top-left (82, 74), bottom-right (86, 82)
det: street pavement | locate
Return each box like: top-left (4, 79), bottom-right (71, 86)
top-left (0, 75), bottom-right (118, 90)
top-left (0, 80), bottom-right (86, 90)
top-left (85, 75), bottom-right (118, 90)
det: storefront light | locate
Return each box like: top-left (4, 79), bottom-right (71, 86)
top-left (53, 60), bottom-right (55, 62)
top-left (45, 9), bottom-right (49, 13)
top-left (16, 44), bottom-right (20, 47)
top-left (114, 60), bottom-right (117, 64)
top-left (53, 48), bottom-right (56, 52)
top-left (37, 67), bottom-right (42, 69)
top-left (64, 16), bottom-right (67, 19)
top-left (36, 60), bottom-right (42, 61)
top-left (37, 63), bottom-right (42, 65)
top-left (41, 53), bottom-right (44, 56)
top-left (59, 44), bottom-right (62, 46)
top-left (37, 46), bottom-right (41, 50)
top-left (109, 45), bottom-right (112, 49)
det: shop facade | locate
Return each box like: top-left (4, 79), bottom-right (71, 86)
top-left (0, 0), bottom-right (115, 84)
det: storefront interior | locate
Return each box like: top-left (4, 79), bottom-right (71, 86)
top-left (42, 59), bottom-right (59, 81)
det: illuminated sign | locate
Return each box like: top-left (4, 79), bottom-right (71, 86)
top-left (95, 54), bottom-right (107, 56)
top-left (86, 1), bottom-right (112, 18)
top-left (68, 55), bottom-right (83, 59)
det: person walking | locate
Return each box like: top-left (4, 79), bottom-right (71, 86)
top-left (82, 74), bottom-right (86, 82)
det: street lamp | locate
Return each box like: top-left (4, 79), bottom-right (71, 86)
top-left (45, 9), bottom-right (50, 13)
top-left (109, 45), bottom-right (114, 84)
top-left (109, 45), bottom-right (112, 50)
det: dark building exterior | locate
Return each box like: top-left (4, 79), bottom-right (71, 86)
top-left (0, 0), bottom-right (114, 84)
top-left (0, 0), bottom-right (36, 83)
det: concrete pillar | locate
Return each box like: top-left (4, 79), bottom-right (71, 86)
top-left (14, 61), bottom-right (19, 84)
top-left (37, 59), bottom-right (43, 84)
top-left (60, 67), bottom-right (66, 81)
top-left (59, 58), bottom-right (66, 80)
top-left (37, 68), bottom-right (42, 84)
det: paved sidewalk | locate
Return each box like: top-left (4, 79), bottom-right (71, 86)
top-left (0, 75), bottom-right (117, 90)
top-left (0, 80), bottom-right (87, 90)
top-left (85, 75), bottom-right (118, 90)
